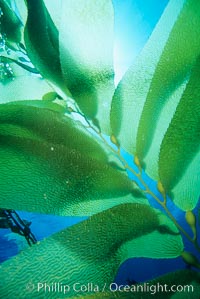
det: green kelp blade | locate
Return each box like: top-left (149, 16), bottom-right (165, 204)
top-left (24, 0), bottom-right (69, 97)
top-left (171, 152), bottom-right (200, 211)
top-left (14, 0), bottom-right (28, 26)
top-left (0, 123), bottom-right (43, 141)
top-left (118, 212), bottom-right (183, 262)
top-left (59, 0), bottom-right (115, 134)
top-left (0, 122), bottom-right (146, 212)
top-left (5, 99), bottom-right (66, 113)
top-left (0, 203), bottom-right (183, 298)
top-left (110, 0), bottom-right (185, 155)
top-left (0, 75), bottom-right (53, 103)
top-left (0, 134), bottom-right (136, 215)
top-left (43, 0), bottom-right (62, 29)
top-left (0, 0), bottom-right (22, 45)
top-left (159, 56), bottom-right (200, 211)
top-left (0, 102), bottom-right (109, 162)
top-left (136, 0), bottom-right (200, 161)
top-left (0, 51), bottom-right (54, 103)
top-left (69, 270), bottom-right (200, 298)
top-left (142, 81), bottom-right (187, 181)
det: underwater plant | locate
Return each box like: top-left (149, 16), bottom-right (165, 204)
top-left (0, 0), bottom-right (200, 298)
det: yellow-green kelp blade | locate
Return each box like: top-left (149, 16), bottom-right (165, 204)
top-left (0, 74), bottom-right (53, 103)
top-left (171, 152), bottom-right (200, 211)
top-left (59, 0), bottom-right (115, 134)
top-left (69, 270), bottom-right (200, 299)
top-left (136, 0), bottom-right (200, 161)
top-left (43, 0), bottom-right (62, 29)
top-left (118, 212), bottom-right (183, 262)
top-left (110, 0), bottom-right (185, 154)
top-left (159, 56), bottom-right (200, 211)
top-left (24, 0), bottom-right (69, 97)
top-left (0, 203), bottom-right (183, 298)
top-left (0, 131), bottom-right (136, 215)
top-left (0, 102), bottom-right (108, 162)
top-left (141, 80), bottom-right (187, 181)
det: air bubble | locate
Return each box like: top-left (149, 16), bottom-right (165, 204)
top-left (0, 33), bottom-right (6, 51)
top-left (0, 60), bottom-right (14, 81)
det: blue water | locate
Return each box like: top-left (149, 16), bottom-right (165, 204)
top-left (113, 0), bottom-right (169, 83)
top-left (0, 213), bottom-right (86, 263)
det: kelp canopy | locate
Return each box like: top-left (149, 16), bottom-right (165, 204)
top-left (0, 0), bottom-right (200, 298)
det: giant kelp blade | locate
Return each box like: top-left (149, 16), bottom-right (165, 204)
top-left (10, 99), bottom-right (66, 113)
top-left (69, 270), bottom-right (200, 298)
top-left (24, 0), bottom-right (69, 96)
top-left (0, 203), bottom-right (183, 298)
top-left (0, 102), bottom-right (108, 162)
top-left (43, 0), bottom-right (62, 29)
top-left (0, 46), bottom-right (54, 103)
top-left (110, 0), bottom-right (185, 155)
top-left (0, 130), bottom-right (143, 215)
top-left (136, 0), bottom-right (200, 161)
top-left (0, 132), bottom-right (136, 215)
top-left (158, 56), bottom-right (200, 211)
top-left (0, 0), bottom-right (22, 46)
top-left (142, 82), bottom-right (187, 181)
top-left (118, 212), bottom-right (183, 262)
top-left (14, 0), bottom-right (28, 26)
top-left (0, 75), bottom-right (53, 103)
top-left (171, 152), bottom-right (200, 211)
top-left (59, 0), bottom-right (115, 134)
